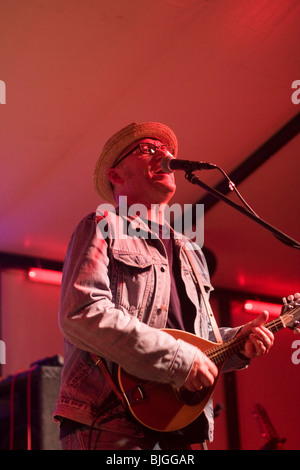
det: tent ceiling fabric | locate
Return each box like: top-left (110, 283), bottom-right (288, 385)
top-left (1, 0), bottom-right (299, 298)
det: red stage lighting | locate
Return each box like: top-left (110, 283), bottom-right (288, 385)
top-left (243, 300), bottom-right (282, 317)
top-left (28, 268), bottom-right (62, 286)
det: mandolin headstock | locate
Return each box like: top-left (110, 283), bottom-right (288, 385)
top-left (280, 293), bottom-right (300, 331)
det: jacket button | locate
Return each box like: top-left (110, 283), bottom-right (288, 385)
top-left (160, 266), bottom-right (165, 272)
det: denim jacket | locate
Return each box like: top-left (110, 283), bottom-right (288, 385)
top-left (53, 210), bottom-right (247, 442)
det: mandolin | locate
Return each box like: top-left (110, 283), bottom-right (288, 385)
top-left (118, 301), bottom-right (300, 432)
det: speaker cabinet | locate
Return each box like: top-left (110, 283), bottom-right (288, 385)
top-left (0, 364), bottom-right (62, 450)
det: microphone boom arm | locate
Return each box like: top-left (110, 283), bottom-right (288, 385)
top-left (185, 171), bottom-right (300, 250)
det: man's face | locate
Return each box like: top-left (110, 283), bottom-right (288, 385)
top-left (108, 138), bottom-right (176, 207)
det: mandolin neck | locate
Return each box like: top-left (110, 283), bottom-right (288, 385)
top-left (206, 314), bottom-right (287, 365)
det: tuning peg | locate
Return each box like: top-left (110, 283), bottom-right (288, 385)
top-left (282, 293), bottom-right (300, 312)
top-left (293, 321), bottom-right (300, 334)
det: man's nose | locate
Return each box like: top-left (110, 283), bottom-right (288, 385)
top-left (154, 147), bottom-right (173, 161)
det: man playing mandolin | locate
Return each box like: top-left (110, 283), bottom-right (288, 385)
top-left (53, 122), bottom-right (293, 450)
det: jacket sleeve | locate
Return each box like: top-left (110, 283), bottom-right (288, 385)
top-left (212, 326), bottom-right (251, 372)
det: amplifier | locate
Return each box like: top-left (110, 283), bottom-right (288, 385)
top-left (0, 362), bottom-right (62, 450)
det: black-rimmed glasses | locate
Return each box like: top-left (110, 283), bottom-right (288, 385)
top-left (112, 143), bottom-right (174, 168)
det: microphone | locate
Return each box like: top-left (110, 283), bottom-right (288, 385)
top-left (160, 156), bottom-right (217, 173)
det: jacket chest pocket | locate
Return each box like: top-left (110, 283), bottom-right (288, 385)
top-left (110, 250), bottom-right (157, 320)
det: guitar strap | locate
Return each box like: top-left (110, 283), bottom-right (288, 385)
top-left (182, 245), bottom-right (223, 344)
top-left (90, 354), bottom-right (127, 408)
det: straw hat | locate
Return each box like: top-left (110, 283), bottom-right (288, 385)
top-left (94, 121), bottom-right (178, 204)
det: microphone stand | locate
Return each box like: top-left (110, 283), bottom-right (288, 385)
top-left (185, 171), bottom-right (300, 250)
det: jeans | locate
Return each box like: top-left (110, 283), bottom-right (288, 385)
top-left (60, 420), bottom-right (201, 450)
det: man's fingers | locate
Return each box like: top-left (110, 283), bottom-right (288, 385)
top-left (249, 334), bottom-right (267, 356)
top-left (184, 351), bottom-right (218, 391)
top-left (252, 310), bottom-right (269, 327)
top-left (240, 310), bottom-right (275, 359)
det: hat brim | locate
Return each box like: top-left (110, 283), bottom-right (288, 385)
top-left (94, 122), bottom-right (178, 204)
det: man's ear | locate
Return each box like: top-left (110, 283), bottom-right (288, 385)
top-left (107, 168), bottom-right (125, 185)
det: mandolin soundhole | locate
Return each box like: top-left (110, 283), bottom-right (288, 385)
top-left (178, 386), bottom-right (209, 406)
